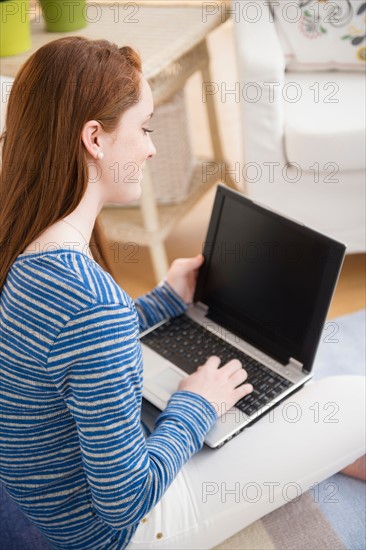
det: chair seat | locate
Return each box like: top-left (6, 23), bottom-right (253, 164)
top-left (284, 72), bottom-right (365, 172)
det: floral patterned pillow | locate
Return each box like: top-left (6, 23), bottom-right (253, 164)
top-left (270, 0), bottom-right (366, 70)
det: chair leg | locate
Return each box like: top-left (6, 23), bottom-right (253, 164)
top-left (149, 242), bottom-right (169, 283)
top-left (140, 164), bottom-right (169, 283)
top-left (200, 41), bottom-right (241, 193)
top-left (201, 43), bottom-right (225, 163)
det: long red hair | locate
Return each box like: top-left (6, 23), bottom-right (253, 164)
top-left (0, 36), bottom-right (142, 292)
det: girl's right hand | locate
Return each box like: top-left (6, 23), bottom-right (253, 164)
top-left (177, 356), bottom-right (253, 417)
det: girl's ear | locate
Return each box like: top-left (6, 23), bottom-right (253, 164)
top-left (81, 120), bottom-right (103, 159)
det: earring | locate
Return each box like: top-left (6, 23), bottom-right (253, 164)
top-left (97, 151), bottom-right (104, 160)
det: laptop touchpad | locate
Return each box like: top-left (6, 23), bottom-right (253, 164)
top-left (149, 367), bottom-right (186, 397)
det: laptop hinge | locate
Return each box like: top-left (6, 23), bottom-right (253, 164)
top-left (289, 357), bottom-right (303, 370)
top-left (195, 301), bottom-right (209, 314)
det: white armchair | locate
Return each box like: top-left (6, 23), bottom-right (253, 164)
top-left (0, 75), bottom-right (14, 134)
top-left (232, 0), bottom-right (365, 252)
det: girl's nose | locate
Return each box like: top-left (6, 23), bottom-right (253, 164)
top-left (148, 140), bottom-right (157, 159)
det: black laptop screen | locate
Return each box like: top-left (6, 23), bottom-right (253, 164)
top-left (194, 186), bottom-right (346, 371)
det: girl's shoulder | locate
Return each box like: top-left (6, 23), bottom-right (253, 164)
top-left (8, 248), bottom-right (134, 313)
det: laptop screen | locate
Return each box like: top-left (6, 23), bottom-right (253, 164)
top-left (194, 185), bottom-right (346, 372)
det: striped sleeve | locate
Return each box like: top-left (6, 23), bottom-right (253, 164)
top-left (46, 303), bottom-right (217, 530)
top-left (134, 281), bottom-right (187, 332)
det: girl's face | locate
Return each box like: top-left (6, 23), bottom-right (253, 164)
top-left (97, 77), bottom-right (156, 205)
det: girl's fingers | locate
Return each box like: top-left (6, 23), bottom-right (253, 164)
top-left (230, 368), bottom-right (249, 386)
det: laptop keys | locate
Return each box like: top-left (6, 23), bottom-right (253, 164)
top-left (141, 315), bottom-right (293, 412)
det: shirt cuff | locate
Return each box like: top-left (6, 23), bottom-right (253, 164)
top-left (157, 280), bottom-right (188, 315)
top-left (156, 390), bottom-right (218, 443)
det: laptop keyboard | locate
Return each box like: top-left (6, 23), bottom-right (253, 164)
top-left (141, 315), bottom-right (293, 417)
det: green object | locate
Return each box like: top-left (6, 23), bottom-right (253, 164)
top-left (40, 0), bottom-right (87, 32)
top-left (0, 0), bottom-right (31, 57)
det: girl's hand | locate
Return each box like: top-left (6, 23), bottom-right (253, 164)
top-left (178, 356), bottom-right (253, 417)
top-left (165, 254), bottom-right (204, 304)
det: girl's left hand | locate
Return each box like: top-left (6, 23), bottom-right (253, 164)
top-left (165, 254), bottom-right (204, 304)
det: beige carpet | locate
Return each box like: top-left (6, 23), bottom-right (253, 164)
top-left (213, 491), bottom-right (346, 550)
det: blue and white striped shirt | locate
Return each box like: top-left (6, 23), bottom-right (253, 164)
top-left (0, 249), bottom-right (217, 549)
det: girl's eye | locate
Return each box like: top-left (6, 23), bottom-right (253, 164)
top-left (143, 128), bottom-right (154, 135)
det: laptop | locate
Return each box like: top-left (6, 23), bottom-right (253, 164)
top-left (141, 185), bottom-right (346, 448)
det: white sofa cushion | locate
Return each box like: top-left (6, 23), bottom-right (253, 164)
top-left (284, 72), bottom-right (366, 172)
top-left (270, 0), bottom-right (366, 71)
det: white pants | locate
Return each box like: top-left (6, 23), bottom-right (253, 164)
top-left (127, 376), bottom-right (365, 549)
